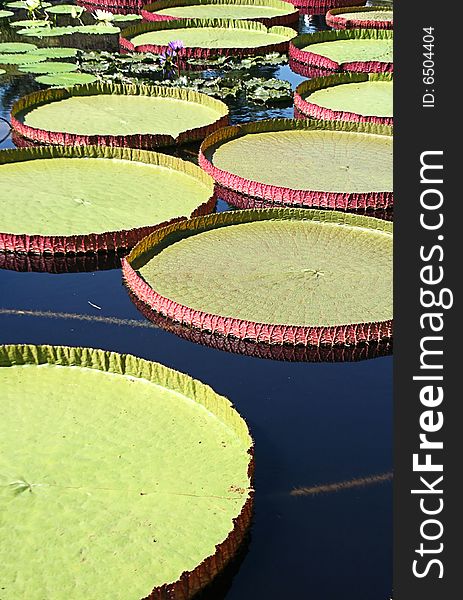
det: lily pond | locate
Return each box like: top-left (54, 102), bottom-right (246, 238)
top-left (0, 1), bottom-right (393, 599)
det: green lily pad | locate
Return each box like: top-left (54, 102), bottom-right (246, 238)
top-left (6, 1), bottom-right (51, 7)
top-left (0, 344), bottom-right (253, 600)
top-left (35, 72), bottom-right (97, 86)
top-left (125, 208), bottom-right (393, 333)
top-left (126, 19), bottom-right (295, 50)
top-left (0, 42), bottom-right (38, 53)
top-left (19, 61), bottom-right (78, 74)
top-left (10, 19), bottom-right (50, 27)
top-left (0, 146), bottom-right (214, 237)
top-left (339, 9), bottom-right (393, 22)
top-left (297, 73), bottom-right (393, 119)
top-left (145, 0), bottom-right (297, 21)
top-left (44, 3), bottom-right (85, 15)
top-left (303, 38), bottom-right (393, 63)
top-left (207, 125), bottom-right (392, 193)
top-left (112, 13), bottom-right (142, 22)
top-left (31, 47), bottom-right (78, 58)
top-left (0, 53), bottom-right (46, 65)
top-left (18, 25), bottom-right (120, 37)
top-left (18, 84), bottom-right (229, 139)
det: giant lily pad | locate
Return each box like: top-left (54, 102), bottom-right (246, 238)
top-left (290, 29), bottom-right (393, 78)
top-left (199, 118), bottom-right (393, 211)
top-left (121, 18), bottom-right (296, 59)
top-left (0, 146), bottom-right (215, 254)
top-left (326, 6), bottom-right (394, 30)
top-left (0, 344), bottom-right (253, 599)
top-left (141, 0), bottom-right (298, 27)
top-left (123, 208), bottom-right (393, 347)
top-left (11, 82), bottom-right (229, 148)
top-left (286, 0), bottom-right (365, 15)
top-left (294, 73), bottom-right (393, 126)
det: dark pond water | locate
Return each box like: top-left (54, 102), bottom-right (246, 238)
top-left (0, 10), bottom-right (392, 600)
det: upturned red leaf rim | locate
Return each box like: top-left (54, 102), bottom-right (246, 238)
top-left (199, 117), bottom-right (393, 211)
top-left (326, 5), bottom-right (393, 30)
top-left (289, 28), bottom-right (393, 74)
top-left (122, 208), bottom-right (393, 348)
top-left (0, 145), bottom-right (216, 255)
top-left (10, 81), bottom-right (229, 149)
top-left (77, 0), bottom-right (144, 12)
top-left (120, 18), bottom-right (297, 59)
top-left (140, 0), bottom-right (299, 27)
top-left (286, 0), bottom-right (365, 14)
top-left (294, 72), bottom-right (393, 126)
top-left (0, 343), bottom-right (254, 600)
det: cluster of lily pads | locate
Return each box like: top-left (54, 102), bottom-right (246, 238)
top-left (1, 2), bottom-right (293, 101)
top-left (0, 2), bottom-right (395, 599)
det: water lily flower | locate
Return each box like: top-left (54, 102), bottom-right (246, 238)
top-left (93, 9), bottom-right (115, 25)
top-left (167, 40), bottom-right (184, 54)
top-left (25, 0), bottom-right (42, 12)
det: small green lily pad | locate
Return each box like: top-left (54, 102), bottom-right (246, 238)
top-left (10, 19), bottom-right (50, 27)
top-left (44, 4), bottom-right (85, 15)
top-left (31, 47), bottom-right (78, 59)
top-left (35, 72), bottom-right (98, 86)
top-left (112, 13), bottom-right (142, 22)
top-left (19, 61), bottom-right (78, 74)
top-left (0, 53), bottom-right (46, 65)
top-left (6, 1), bottom-right (51, 6)
top-left (0, 42), bottom-right (38, 53)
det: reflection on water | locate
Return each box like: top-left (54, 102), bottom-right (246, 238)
top-left (0, 250), bottom-right (123, 274)
top-left (0, 8), bottom-right (392, 599)
top-left (128, 289), bottom-right (393, 363)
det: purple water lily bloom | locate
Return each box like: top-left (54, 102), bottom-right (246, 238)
top-left (168, 40), bottom-right (184, 53)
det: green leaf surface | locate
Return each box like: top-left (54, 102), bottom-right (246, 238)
top-left (20, 85), bottom-right (228, 137)
top-left (0, 10), bottom-right (15, 18)
top-left (133, 209), bottom-right (393, 327)
top-left (0, 146), bottom-right (214, 236)
top-left (0, 41), bottom-right (38, 53)
top-left (126, 19), bottom-right (296, 49)
top-left (0, 53), bottom-right (46, 64)
top-left (18, 61), bottom-right (78, 74)
top-left (149, 0), bottom-right (296, 20)
top-left (6, 1), bottom-right (51, 6)
top-left (44, 3), bottom-right (85, 14)
top-left (30, 47), bottom-right (78, 58)
top-left (299, 74), bottom-right (393, 118)
top-left (302, 38), bottom-right (393, 63)
top-left (112, 13), bottom-right (142, 22)
top-left (10, 19), bottom-right (50, 27)
top-left (0, 344), bottom-right (252, 600)
top-left (209, 127), bottom-right (392, 192)
top-left (336, 9), bottom-right (393, 22)
top-left (35, 72), bottom-right (97, 86)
